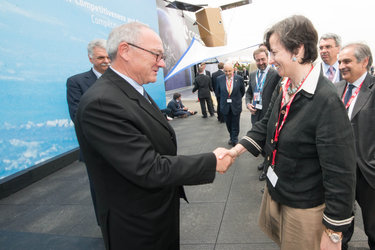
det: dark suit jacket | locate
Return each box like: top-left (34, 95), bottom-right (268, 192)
top-left (192, 74), bottom-right (213, 98)
top-left (211, 70), bottom-right (225, 95)
top-left (335, 74), bottom-right (375, 188)
top-left (216, 74), bottom-right (245, 116)
top-left (245, 67), bottom-right (281, 123)
top-left (66, 69), bottom-right (97, 121)
top-left (167, 99), bottom-right (186, 116)
top-left (74, 68), bottom-right (216, 250)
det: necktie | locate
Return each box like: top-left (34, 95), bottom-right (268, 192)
top-left (257, 71), bottom-right (264, 90)
top-left (143, 89), bottom-right (151, 103)
top-left (343, 84), bottom-right (355, 106)
top-left (327, 66), bottom-right (335, 82)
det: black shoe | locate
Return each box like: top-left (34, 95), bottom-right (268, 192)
top-left (210, 114), bottom-right (215, 117)
top-left (259, 171), bottom-right (266, 181)
top-left (228, 140), bottom-right (232, 145)
top-left (202, 115), bottom-right (207, 118)
top-left (257, 163), bottom-right (264, 171)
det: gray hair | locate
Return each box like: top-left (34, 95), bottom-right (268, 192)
top-left (320, 33), bottom-right (342, 47)
top-left (87, 39), bottom-right (107, 58)
top-left (342, 43), bottom-right (373, 71)
top-left (106, 22), bottom-right (150, 60)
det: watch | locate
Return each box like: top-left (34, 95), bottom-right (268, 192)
top-left (325, 228), bottom-right (343, 243)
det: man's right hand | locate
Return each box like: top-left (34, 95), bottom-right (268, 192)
top-left (247, 104), bottom-right (257, 115)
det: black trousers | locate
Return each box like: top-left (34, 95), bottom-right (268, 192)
top-left (199, 97), bottom-right (214, 117)
top-left (342, 167), bottom-right (375, 250)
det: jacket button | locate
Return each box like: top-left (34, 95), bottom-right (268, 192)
top-left (281, 110), bottom-right (286, 115)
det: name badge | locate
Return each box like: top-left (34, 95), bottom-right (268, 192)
top-left (267, 166), bottom-right (278, 187)
top-left (255, 103), bottom-right (263, 110)
top-left (254, 92), bottom-right (261, 101)
top-left (227, 99), bottom-right (232, 103)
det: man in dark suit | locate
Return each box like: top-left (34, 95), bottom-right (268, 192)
top-left (212, 62), bottom-right (225, 123)
top-left (193, 65), bottom-right (214, 118)
top-left (217, 62), bottom-right (245, 146)
top-left (167, 92), bottom-right (196, 118)
top-left (74, 22), bottom-right (233, 250)
top-left (337, 43), bottom-right (375, 250)
top-left (245, 48), bottom-right (281, 181)
top-left (246, 48), bottom-right (280, 125)
top-left (66, 39), bottom-right (110, 121)
top-left (66, 38), bottom-right (110, 224)
top-left (199, 62), bottom-right (211, 77)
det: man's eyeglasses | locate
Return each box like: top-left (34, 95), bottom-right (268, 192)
top-left (127, 43), bottom-right (166, 62)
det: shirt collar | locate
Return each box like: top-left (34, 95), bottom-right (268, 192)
top-left (110, 66), bottom-right (144, 95)
top-left (92, 67), bottom-right (102, 79)
top-left (349, 72), bottom-right (367, 87)
top-left (322, 60), bottom-right (339, 74)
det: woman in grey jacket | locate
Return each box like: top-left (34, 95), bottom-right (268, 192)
top-left (226, 15), bottom-right (356, 250)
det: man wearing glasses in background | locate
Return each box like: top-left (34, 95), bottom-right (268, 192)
top-left (319, 33), bottom-right (342, 83)
top-left (74, 22), bottom-right (233, 250)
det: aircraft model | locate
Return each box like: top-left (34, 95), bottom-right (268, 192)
top-left (164, 0), bottom-right (251, 47)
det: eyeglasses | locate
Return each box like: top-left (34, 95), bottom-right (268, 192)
top-left (127, 43), bottom-right (166, 62)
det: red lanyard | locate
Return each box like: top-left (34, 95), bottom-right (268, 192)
top-left (226, 77), bottom-right (233, 97)
top-left (271, 66), bottom-right (313, 166)
top-left (341, 81), bottom-right (363, 109)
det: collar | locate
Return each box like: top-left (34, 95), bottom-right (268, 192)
top-left (281, 63), bottom-right (320, 95)
top-left (322, 60), bottom-right (339, 73)
top-left (92, 67), bottom-right (102, 79)
top-left (110, 66), bottom-right (144, 96)
top-left (348, 72), bottom-right (367, 87)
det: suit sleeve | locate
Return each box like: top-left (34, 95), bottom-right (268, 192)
top-left (192, 79), bottom-right (198, 93)
top-left (79, 98), bottom-right (217, 189)
top-left (240, 77), bottom-right (245, 97)
top-left (66, 77), bottom-right (82, 122)
top-left (245, 77), bottom-right (253, 105)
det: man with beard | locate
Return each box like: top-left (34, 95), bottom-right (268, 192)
top-left (245, 48), bottom-right (280, 181)
top-left (319, 33), bottom-right (342, 83)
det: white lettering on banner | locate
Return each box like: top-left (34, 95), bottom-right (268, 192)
top-left (65, 0), bottom-right (135, 27)
top-left (91, 15), bottom-right (118, 28)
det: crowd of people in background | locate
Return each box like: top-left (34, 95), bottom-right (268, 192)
top-left (66, 14), bottom-right (374, 250)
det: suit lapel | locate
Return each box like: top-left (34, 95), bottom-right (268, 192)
top-left (351, 75), bottom-right (373, 120)
top-left (106, 69), bottom-right (175, 135)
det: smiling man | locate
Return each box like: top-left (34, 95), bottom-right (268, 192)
top-left (245, 48), bottom-right (280, 180)
top-left (319, 33), bottom-right (342, 83)
top-left (74, 22), bottom-right (233, 250)
top-left (336, 43), bottom-right (375, 250)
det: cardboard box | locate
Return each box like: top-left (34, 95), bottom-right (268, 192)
top-left (195, 8), bottom-right (227, 47)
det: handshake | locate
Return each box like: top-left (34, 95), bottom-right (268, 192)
top-left (213, 145), bottom-right (244, 174)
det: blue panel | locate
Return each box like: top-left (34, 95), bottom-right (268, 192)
top-left (0, 0), bottom-right (165, 179)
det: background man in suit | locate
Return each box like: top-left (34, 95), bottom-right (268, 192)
top-left (66, 39), bottom-right (110, 121)
top-left (192, 65), bottom-right (214, 118)
top-left (66, 38), bottom-right (110, 225)
top-left (336, 43), bottom-right (375, 250)
top-left (245, 48), bottom-right (281, 181)
top-left (74, 22), bottom-right (233, 250)
top-left (212, 62), bottom-right (225, 123)
top-left (167, 92), bottom-right (196, 118)
top-left (199, 62), bottom-right (211, 77)
top-left (319, 33), bottom-right (342, 83)
top-left (217, 62), bottom-right (245, 146)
